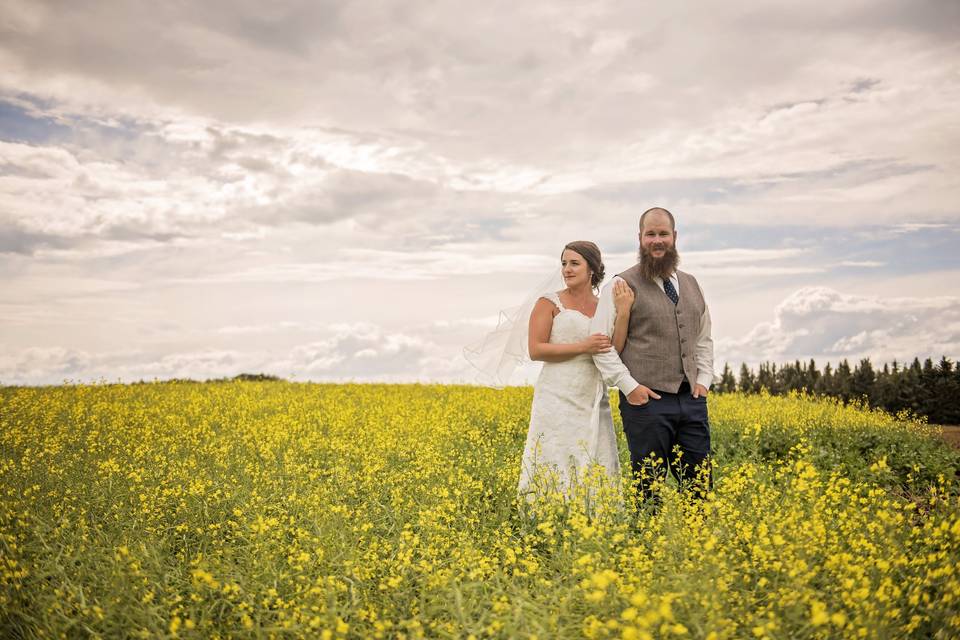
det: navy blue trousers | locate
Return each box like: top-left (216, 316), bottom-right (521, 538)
top-left (619, 381), bottom-right (712, 503)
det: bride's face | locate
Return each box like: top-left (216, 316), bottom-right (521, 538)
top-left (561, 249), bottom-right (590, 288)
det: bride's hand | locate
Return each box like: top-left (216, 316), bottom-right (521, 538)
top-left (613, 280), bottom-right (634, 315)
top-left (580, 333), bottom-right (612, 354)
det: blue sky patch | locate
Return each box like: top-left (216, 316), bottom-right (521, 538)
top-left (0, 99), bottom-right (70, 144)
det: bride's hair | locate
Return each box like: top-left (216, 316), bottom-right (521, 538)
top-left (562, 241), bottom-right (605, 290)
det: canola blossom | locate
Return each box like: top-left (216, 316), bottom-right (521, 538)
top-left (1, 382), bottom-right (959, 638)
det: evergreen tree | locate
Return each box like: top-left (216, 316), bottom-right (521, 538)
top-left (776, 360), bottom-right (803, 393)
top-left (792, 359), bottom-right (806, 392)
top-left (807, 358), bottom-right (820, 391)
top-left (932, 357), bottom-right (960, 425)
top-left (920, 358), bottom-right (938, 420)
top-left (834, 359), bottom-right (853, 402)
top-left (901, 358), bottom-right (925, 416)
top-left (738, 363), bottom-right (756, 393)
top-left (816, 362), bottom-right (834, 396)
top-left (851, 358), bottom-right (876, 404)
top-left (951, 361), bottom-right (960, 424)
top-left (910, 358), bottom-right (922, 374)
top-left (874, 363), bottom-right (897, 413)
top-left (718, 363), bottom-right (737, 393)
top-left (727, 355), bottom-right (957, 423)
top-left (757, 362), bottom-right (775, 392)
top-left (937, 356), bottom-right (954, 376)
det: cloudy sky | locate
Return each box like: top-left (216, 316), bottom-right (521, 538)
top-left (1, 0), bottom-right (959, 385)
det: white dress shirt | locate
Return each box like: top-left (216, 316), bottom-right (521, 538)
top-left (589, 272), bottom-right (715, 395)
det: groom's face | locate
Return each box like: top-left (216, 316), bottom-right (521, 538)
top-left (639, 212), bottom-right (677, 258)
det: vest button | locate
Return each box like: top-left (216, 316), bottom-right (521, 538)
top-left (681, 353), bottom-right (687, 358)
top-left (681, 338), bottom-right (686, 343)
top-left (679, 324), bottom-right (685, 328)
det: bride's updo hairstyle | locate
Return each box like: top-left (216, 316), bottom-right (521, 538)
top-left (562, 240), bottom-right (605, 290)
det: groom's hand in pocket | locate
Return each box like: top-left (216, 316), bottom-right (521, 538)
top-left (626, 385), bottom-right (661, 406)
top-left (692, 384), bottom-right (709, 399)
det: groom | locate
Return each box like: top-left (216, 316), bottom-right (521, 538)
top-left (591, 207), bottom-right (715, 504)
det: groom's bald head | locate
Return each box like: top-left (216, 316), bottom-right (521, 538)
top-left (639, 207), bottom-right (675, 232)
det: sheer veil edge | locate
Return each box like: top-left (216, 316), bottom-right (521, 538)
top-left (463, 269), bottom-right (566, 388)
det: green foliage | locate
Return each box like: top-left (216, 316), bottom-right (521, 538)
top-left (710, 392), bottom-right (958, 494)
top-left (722, 356), bottom-right (960, 425)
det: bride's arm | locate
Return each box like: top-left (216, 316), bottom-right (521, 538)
top-left (528, 298), bottom-right (611, 362)
top-left (611, 280), bottom-right (635, 353)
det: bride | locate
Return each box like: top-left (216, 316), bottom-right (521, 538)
top-left (517, 241), bottom-right (634, 499)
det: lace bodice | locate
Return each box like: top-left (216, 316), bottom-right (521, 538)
top-left (544, 292), bottom-right (593, 349)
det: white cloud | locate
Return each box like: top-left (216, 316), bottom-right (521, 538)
top-left (686, 248), bottom-right (808, 265)
top-left (0, 346), bottom-right (255, 384)
top-left (130, 350), bottom-right (248, 380)
top-left (0, 1), bottom-right (957, 244)
top-left (892, 223), bottom-right (951, 234)
top-left (717, 286), bottom-right (960, 367)
top-left (837, 260), bottom-right (885, 268)
top-left (0, 321), bottom-right (480, 385)
top-left (1, 1), bottom-right (959, 386)
top-left (171, 248), bottom-right (558, 285)
top-left (215, 321), bottom-right (316, 335)
top-left (0, 346), bottom-right (96, 383)
top-left (271, 322), bottom-right (463, 380)
top-left (5, 285), bottom-right (960, 386)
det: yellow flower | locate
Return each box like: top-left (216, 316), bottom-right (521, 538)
top-left (810, 601), bottom-right (830, 626)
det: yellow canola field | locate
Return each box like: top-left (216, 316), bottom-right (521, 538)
top-left (1, 382), bottom-right (959, 639)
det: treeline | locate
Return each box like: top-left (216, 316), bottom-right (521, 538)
top-left (714, 356), bottom-right (960, 425)
top-left (127, 373), bottom-right (284, 385)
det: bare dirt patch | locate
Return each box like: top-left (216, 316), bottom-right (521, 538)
top-left (938, 425), bottom-right (960, 449)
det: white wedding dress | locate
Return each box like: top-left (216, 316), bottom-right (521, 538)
top-left (517, 292), bottom-right (622, 498)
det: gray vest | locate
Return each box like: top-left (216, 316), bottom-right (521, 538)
top-left (618, 266), bottom-right (705, 393)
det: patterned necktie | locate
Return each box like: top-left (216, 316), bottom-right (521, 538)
top-left (663, 278), bottom-right (679, 305)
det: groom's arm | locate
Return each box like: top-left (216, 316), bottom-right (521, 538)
top-left (694, 282), bottom-right (716, 392)
top-left (590, 278), bottom-right (639, 396)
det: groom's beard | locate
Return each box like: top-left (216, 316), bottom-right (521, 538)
top-left (638, 245), bottom-right (680, 281)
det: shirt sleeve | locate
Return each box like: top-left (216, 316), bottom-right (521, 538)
top-left (590, 277), bottom-right (640, 395)
top-left (695, 284), bottom-right (716, 390)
